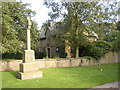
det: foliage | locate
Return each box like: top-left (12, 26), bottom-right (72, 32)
top-left (2, 52), bottom-right (22, 59)
top-left (93, 40), bottom-right (112, 53)
top-left (83, 43), bottom-right (104, 59)
top-left (43, 1), bottom-right (118, 58)
top-left (112, 31), bottom-right (120, 52)
top-left (104, 30), bottom-right (119, 42)
top-left (80, 40), bottom-right (112, 59)
top-left (104, 30), bottom-right (120, 52)
top-left (59, 44), bottom-right (67, 58)
top-left (2, 1), bottom-right (40, 55)
top-left (2, 63), bottom-right (119, 88)
top-left (81, 56), bottom-right (93, 59)
top-left (116, 21), bottom-right (120, 30)
top-left (35, 51), bottom-right (46, 59)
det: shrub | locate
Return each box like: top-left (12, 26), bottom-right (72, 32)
top-left (93, 40), bottom-right (112, 53)
top-left (104, 30), bottom-right (120, 52)
top-left (111, 31), bottom-right (120, 52)
top-left (83, 43), bottom-right (104, 59)
top-left (35, 51), bottom-right (46, 59)
top-left (104, 31), bottom-right (119, 42)
top-left (81, 40), bottom-right (112, 59)
top-left (59, 45), bottom-right (67, 58)
top-left (2, 52), bottom-right (22, 60)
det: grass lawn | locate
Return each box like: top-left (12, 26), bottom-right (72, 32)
top-left (2, 63), bottom-right (119, 88)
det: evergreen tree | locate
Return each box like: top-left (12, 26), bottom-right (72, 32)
top-left (2, 1), bottom-right (40, 54)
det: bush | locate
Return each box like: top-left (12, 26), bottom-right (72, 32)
top-left (93, 40), bottom-right (112, 53)
top-left (111, 31), bottom-right (120, 52)
top-left (2, 52), bottom-right (22, 60)
top-left (59, 45), bottom-right (67, 58)
top-left (83, 43), bottom-right (104, 59)
top-left (35, 51), bottom-right (46, 59)
top-left (104, 31), bottom-right (119, 42)
top-left (81, 40), bottom-right (112, 59)
top-left (104, 30), bottom-right (120, 52)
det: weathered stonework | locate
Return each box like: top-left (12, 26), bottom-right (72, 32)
top-left (23, 50), bottom-right (35, 63)
top-left (46, 60), bottom-right (57, 68)
top-left (70, 59), bottom-right (81, 67)
top-left (37, 60), bottom-right (46, 68)
top-left (17, 50), bottom-right (43, 80)
top-left (0, 52), bottom-right (119, 71)
top-left (17, 71), bottom-right (43, 80)
top-left (57, 60), bottom-right (70, 67)
top-left (81, 59), bottom-right (90, 66)
top-left (20, 62), bottom-right (39, 73)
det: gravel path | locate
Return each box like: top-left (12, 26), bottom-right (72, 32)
top-left (86, 81), bottom-right (120, 90)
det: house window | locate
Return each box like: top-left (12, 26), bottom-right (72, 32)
top-left (56, 47), bottom-right (59, 52)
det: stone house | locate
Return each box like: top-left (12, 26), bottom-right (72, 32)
top-left (39, 22), bottom-right (98, 58)
top-left (39, 22), bottom-right (64, 58)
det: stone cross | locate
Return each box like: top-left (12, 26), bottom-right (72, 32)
top-left (17, 16), bottom-right (43, 80)
top-left (26, 16), bottom-right (32, 50)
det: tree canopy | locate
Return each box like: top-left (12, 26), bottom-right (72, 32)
top-left (43, 1), bottom-right (118, 58)
top-left (2, 1), bottom-right (40, 55)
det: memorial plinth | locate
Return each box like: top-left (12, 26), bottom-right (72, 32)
top-left (23, 50), bottom-right (35, 63)
top-left (17, 16), bottom-right (43, 80)
top-left (17, 50), bottom-right (43, 80)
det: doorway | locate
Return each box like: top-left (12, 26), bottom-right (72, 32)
top-left (47, 48), bottom-right (50, 58)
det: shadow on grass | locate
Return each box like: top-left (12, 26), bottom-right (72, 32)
top-left (8, 71), bottom-right (18, 79)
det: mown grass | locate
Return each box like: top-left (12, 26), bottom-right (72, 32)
top-left (2, 63), bottom-right (119, 88)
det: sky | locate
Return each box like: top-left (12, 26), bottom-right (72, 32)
top-left (16, 0), bottom-right (120, 29)
top-left (17, 0), bottom-right (51, 29)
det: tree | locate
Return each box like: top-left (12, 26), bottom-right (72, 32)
top-left (116, 21), bottom-right (120, 30)
top-left (104, 30), bottom-right (119, 42)
top-left (2, 1), bottom-right (40, 56)
top-left (43, 1), bottom-right (117, 58)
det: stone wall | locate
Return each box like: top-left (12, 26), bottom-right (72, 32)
top-left (0, 52), bottom-right (119, 71)
top-left (0, 60), bottom-right (22, 71)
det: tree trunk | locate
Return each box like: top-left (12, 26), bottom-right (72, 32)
top-left (65, 40), bottom-right (71, 58)
top-left (76, 46), bottom-right (79, 58)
